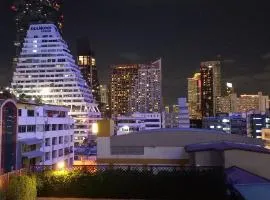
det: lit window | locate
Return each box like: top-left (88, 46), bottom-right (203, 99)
top-left (33, 50), bottom-right (37, 53)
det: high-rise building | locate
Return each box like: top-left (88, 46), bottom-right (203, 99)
top-left (225, 82), bottom-right (234, 95)
top-left (238, 92), bottom-right (269, 113)
top-left (77, 37), bottom-right (101, 107)
top-left (110, 64), bottom-right (139, 116)
top-left (187, 72), bottom-right (201, 119)
top-left (200, 61), bottom-right (221, 117)
top-left (110, 59), bottom-right (162, 116)
top-left (132, 59), bottom-right (162, 113)
top-left (11, 24), bottom-right (100, 145)
top-left (216, 93), bottom-right (238, 114)
top-left (12, 0), bottom-right (64, 56)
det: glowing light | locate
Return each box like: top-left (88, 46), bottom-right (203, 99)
top-left (222, 119), bottom-right (230, 123)
top-left (57, 161), bottom-right (65, 170)
top-left (226, 82), bottom-right (233, 88)
top-left (92, 123), bottom-right (98, 135)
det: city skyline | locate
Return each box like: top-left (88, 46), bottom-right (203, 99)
top-left (1, 1), bottom-right (270, 104)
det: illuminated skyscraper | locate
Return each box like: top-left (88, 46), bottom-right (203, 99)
top-left (110, 64), bottom-right (139, 116)
top-left (12, 0), bottom-right (64, 55)
top-left (216, 93), bottom-right (237, 114)
top-left (11, 24), bottom-right (100, 145)
top-left (187, 73), bottom-right (201, 119)
top-left (133, 59), bottom-right (162, 113)
top-left (77, 37), bottom-right (101, 107)
top-left (200, 61), bottom-right (221, 117)
top-left (110, 59), bottom-right (162, 116)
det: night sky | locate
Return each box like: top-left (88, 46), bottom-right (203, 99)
top-left (1, 0), bottom-right (270, 104)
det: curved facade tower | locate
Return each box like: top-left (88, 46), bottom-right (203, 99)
top-left (11, 24), bottom-right (100, 145)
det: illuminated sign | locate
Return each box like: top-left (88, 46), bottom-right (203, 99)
top-left (226, 82), bottom-right (233, 88)
top-left (30, 26), bottom-right (52, 32)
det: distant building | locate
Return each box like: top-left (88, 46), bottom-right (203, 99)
top-left (77, 37), bottom-right (101, 107)
top-left (110, 59), bottom-right (162, 116)
top-left (178, 98), bottom-right (190, 128)
top-left (202, 113), bottom-right (247, 135)
top-left (216, 93), bottom-right (238, 114)
top-left (187, 73), bottom-right (201, 119)
top-left (238, 92), bottom-right (269, 113)
top-left (164, 105), bottom-right (179, 128)
top-left (116, 113), bottom-right (162, 135)
top-left (133, 59), bottom-right (162, 113)
top-left (200, 61), bottom-right (221, 117)
top-left (110, 64), bottom-right (139, 116)
top-left (225, 82), bottom-right (234, 95)
top-left (99, 85), bottom-right (110, 118)
top-left (247, 113), bottom-right (270, 138)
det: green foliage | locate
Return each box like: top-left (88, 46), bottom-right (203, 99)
top-left (7, 175), bottom-right (37, 200)
top-left (36, 167), bottom-right (227, 199)
top-left (0, 189), bottom-right (6, 200)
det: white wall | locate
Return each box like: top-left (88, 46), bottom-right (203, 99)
top-left (194, 151), bottom-right (224, 166)
top-left (224, 150), bottom-right (270, 179)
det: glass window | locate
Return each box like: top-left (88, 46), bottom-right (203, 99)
top-left (45, 152), bottom-right (50, 161)
top-left (45, 138), bottom-right (50, 146)
top-left (27, 110), bottom-right (35, 117)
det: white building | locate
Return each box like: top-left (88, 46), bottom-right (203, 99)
top-left (17, 101), bottom-right (74, 168)
top-left (11, 24), bottom-right (100, 145)
top-left (116, 112), bottom-right (162, 135)
top-left (178, 98), bottom-right (190, 128)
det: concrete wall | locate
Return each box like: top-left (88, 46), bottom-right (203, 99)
top-left (224, 150), bottom-right (270, 179)
top-left (97, 137), bottom-right (189, 165)
top-left (194, 151), bottom-right (224, 166)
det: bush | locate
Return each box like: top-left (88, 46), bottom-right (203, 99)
top-left (36, 167), bottom-right (227, 199)
top-left (7, 175), bottom-right (36, 200)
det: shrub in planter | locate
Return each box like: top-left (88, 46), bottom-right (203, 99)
top-left (7, 175), bottom-right (36, 200)
top-left (0, 189), bottom-right (6, 200)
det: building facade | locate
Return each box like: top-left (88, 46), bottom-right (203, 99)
top-left (200, 61), bottom-right (221, 117)
top-left (99, 84), bottom-right (110, 118)
top-left (216, 93), bottom-right (237, 114)
top-left (11, 24), bottom-right (100, 145)
top-left (110, 59), bottom-right (162, 116)
top-left (247, 113), bottom-right (270, 138)
top-left (187, 73), bottom-right (201, 119)
top-left (110, 64), bottom-right (139, 116)
top-left (164, 105), bottom-right (180, 128)
top-left (116, 113), bottom-right (162, 135)
top-left (178, 98), bottom-right (190, 128)
top-left (132, 59), bottom-right (162, 113)
top-left (17, 102), bottom-right (74, 169)
top-left (238, 92), bottom-right (269, 113)
top-left (0, 99), bottom-right (18, 173)
top-left (77, 37), bottom-right (101, 107)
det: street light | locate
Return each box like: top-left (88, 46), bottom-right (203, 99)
top-left (57, 161), bottom-right (65, 170)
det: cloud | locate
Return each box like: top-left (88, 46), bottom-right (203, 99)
top-left (261, 52), bottom-right (270, 60)
top-left (223, 59), bottom-right (235, 64)
top-left (253, 72), bottom-right (270, 81)
top-left (119, 52), bottom-right (142, 61)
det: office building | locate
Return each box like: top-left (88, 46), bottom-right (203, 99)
top-left (225, 82), bottom-right (234, 95)
top-left (17, 101), bottom-right (74, 169)
top-left (178, 98), bottom-right (190, 128)
top-left (200, 61), bottom-right (221, 117)
top-left (11, 24), bottom-right (100, 145)
top-left (12, 0), bottom-right (64, 59)
top-left (187, 73), bottom-right (201, 119)
top-left (116, 113), bottom-right (162, 135)
top-left (110, 64), bottom-right (139, 116)
top-left (110, 59), bottom-right (162, 116)
top-left (133, 59), bottom-right (162, 113)
top-left (238, 92), bottom-right (269, 113)
top-left (216, 93), bottom-right (237, 114)
top-left (164, 105), bottom-right (180, 128)
top-left (77, 37), bottom-right (101, 106)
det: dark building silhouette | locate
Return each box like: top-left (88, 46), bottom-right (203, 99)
top-left (76, 37), bottom-right (101, 106)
